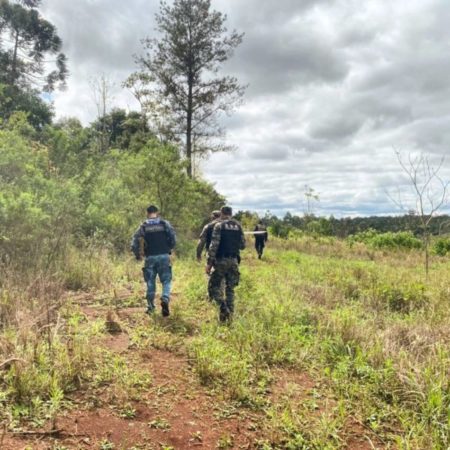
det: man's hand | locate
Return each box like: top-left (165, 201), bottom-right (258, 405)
top-left (205, 264), bottom-right (212, 275)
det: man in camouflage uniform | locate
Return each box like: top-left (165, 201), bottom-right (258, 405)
top-left (197, 210), bottom-right (222, 301)
top-left (131, 205), bottom-right (176, 317)
top-left (206, 206), bottom-right (245, 322)
top-left (196, 210), bottom-right (221, 261)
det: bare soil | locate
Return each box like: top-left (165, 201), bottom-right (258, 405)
top-left (2, 297), bottom-right (384, 450)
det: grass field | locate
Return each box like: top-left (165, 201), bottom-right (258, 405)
top-left (1, 237), bottom-right (450, 449)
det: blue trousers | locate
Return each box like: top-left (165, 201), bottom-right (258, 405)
top-left (143, 254), bottom-right (172, 310)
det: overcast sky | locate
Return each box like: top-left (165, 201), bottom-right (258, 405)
top-left (40, 0), bottom-right (450, 217)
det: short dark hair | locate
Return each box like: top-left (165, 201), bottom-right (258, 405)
top-left (147, 205), bottom-right (159, 214)
top-left (221, 206), bottom-right (232, 216)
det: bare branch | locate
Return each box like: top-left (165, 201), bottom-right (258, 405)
top-left (390, 150), bottom-right (449, 278)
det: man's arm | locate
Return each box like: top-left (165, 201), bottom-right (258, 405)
top-left (207, 222), bottom-right (222, 266)
top-left (240, 225), bottom-right (246, 250)
top-left (164, 221), bottom-right (177, 250)
top-left (130, 225), bottom-right (144, 259)
top-left (196, 224), bottom-right (208, 260)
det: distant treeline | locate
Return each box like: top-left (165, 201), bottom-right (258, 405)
top-left (235, 211), bottom-right (450, 238)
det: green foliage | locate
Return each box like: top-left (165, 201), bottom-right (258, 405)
top-left (305, 217), bottom-right (333, 236)
top-left (234, 210), bottom-right (260, 230)
top-left (264, 211), bottom-right (450, 238)
top-left (0, 1), bottom-right (66, 128)
top-left (43, 117), bottom-right (94, 175)
top-left (83, 141), bottom-right (224, 250)
top-left (348, 229), bottom-right (422, 250)
top-left (376, 282), bottom-right (428, 313)
top-left (0, 309), bottom-right (102, 427)
top-left (269, 222), bottom-right (292, 239)
top-left (0, 115), bottom-right (80, 268)
top-left (0, 84), bottom-right (53, 129)
top-left (0, 0), bottom-right (67, 92)
top-left (91, 108), bottom-right (153, 151)
top-left (0, 114), bottom-right (224, 274)
top-left (432, 237), bottom-right (450, 256)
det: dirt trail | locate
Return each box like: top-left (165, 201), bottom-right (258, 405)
top-left (3, 303), bottom-right (261, 450)
top-left (3, 297), bottom-right (382, 450)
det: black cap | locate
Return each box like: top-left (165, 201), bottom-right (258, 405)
top-left (147, 205), bottom-right (159, 214)
top-left (221, 206), bottom-right (232, 216)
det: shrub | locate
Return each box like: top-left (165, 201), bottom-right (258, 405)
top-left (432, 237), bottom-right (450, 256)
top-left (348, 229), bottom-right (422, 250)
top-left (269, 222), bottom-right (292, 239)
top-left (377, 283), bottom-right (427, 313)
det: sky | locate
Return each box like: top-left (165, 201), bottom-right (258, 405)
top-left (40, 0), bottom-right (450, 217)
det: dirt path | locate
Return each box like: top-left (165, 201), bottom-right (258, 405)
top-left (3, 298), bottom-right (383, 450)
top-left (3, 304), bottom-right (261, 450)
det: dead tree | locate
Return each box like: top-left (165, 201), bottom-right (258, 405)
top-left (389, 151), bottom-right (449, 279)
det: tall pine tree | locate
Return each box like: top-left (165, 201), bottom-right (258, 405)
top-left (0, 0), bottom-right (67, 127)
top-left (127, 0), bottom-right (245, 178)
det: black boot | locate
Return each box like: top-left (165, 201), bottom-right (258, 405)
top-left (161, 298), bottom-right (170, 317)
top-left (219, 303), bottom-right (232, 323)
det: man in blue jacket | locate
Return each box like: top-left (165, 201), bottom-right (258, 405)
top-left (131, 205), bottom-right (176, 316)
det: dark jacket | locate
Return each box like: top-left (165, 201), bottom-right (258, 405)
top-left (131, 217), bottom-right (176, 258)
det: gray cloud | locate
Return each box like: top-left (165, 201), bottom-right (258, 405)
top-left (226, 25), bottom-right (350, 96)
top-left (39, 0), bottom-right (450, 217)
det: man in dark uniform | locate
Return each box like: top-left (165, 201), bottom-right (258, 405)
top-left (131, 205), bottom-right (176, 316)
top-left (206, 206), bottom-right (245, 322)
top-left (196, 210), bottom-right (221, 261)
top-left (254, 220), bottom-right (268, 259)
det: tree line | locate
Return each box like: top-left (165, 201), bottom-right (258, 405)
top-left (236, 210), bottom-right (450, 238)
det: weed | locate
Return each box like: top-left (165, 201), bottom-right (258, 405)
top-left (99, 440), bottom-right (115, 450)
top-left (148, 417), bottom-right (171, 430)
top-left (217, 433), bottom-right (234, 449)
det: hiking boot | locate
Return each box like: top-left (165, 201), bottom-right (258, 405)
top-left (161, 299), bottom-right (170, 317)
top-left (219, 309), bottom-right (231, 323)
top-left (146, 300), bottom-right (155, 315)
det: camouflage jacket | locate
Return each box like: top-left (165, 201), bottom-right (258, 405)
top-left (196, 219), bottom-right (220, 259)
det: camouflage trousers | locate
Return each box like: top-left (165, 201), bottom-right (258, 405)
top-left (209, 257), bottom-right (240, 316)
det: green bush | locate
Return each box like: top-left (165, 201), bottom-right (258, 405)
top-left (377, 282), bottom-right (427, 313)
top-left (0, 115), bottom-right (81, 269)
top-left (269, 222), bottom-right (292, 239)
top-left (348, 229), bottom-right (422, 250)
top-left (432, 237), bottom-right (450, 256)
